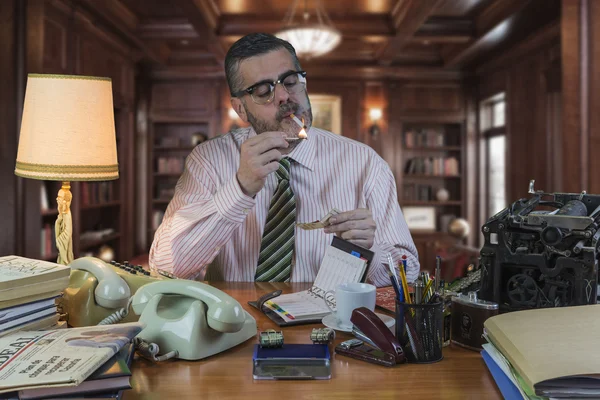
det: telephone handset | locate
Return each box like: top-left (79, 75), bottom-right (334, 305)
top-left (70, 257), bottom-right (131, 309)
top-left (62, 257), bottom-right (168, 327)
top-left (132, 280), bottom-right (257, 360)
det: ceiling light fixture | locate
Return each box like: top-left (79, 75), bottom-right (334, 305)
top-left (275, 0), bottom-right (342, 60)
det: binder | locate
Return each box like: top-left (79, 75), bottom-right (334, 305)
top-left (249, 237), bottom-right (374, 326)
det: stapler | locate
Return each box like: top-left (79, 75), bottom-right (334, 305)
top-left (334, 307), bottom-right (405, 367)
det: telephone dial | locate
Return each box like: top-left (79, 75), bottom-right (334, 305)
top-left (60, 257), bottom-right (258, 360)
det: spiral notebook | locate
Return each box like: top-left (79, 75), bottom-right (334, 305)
top-left (249, 237), bottom-right (374, 326)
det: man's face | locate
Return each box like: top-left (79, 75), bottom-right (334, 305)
top-left (231, 48), bottom-right (313, 138)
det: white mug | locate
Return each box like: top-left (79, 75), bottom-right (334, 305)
top-left (324, 282), bottom-right (376, 329)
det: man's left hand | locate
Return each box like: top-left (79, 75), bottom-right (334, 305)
top-left (324, 208), bottom-right (376, 249)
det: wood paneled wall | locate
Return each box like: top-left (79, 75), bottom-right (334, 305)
top-left (0, 0), bottom-right (19, 256)
top-left (0, 0), bottom-right (139, 259)
top-left (475, 30), bottom-right (560, 207)
top-left (561, 0), bottom-right (600, 195)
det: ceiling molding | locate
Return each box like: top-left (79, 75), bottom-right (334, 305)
top-left (76, 0), bottom-right (168, 64)
top-left (171, 0), bottom-right (225, 64)
top-left (217, 14), bottom-right (394, 38)
top-left (442, 0), bottom-right (559, 68)
top-left (150, 64), bottom-right (462, 81)
top-left (475, 21), bottom-right (560, 75)
top-left (138, 18), bottom-right (198, 39)
top-left (376, 0), bottom-right (445, 65)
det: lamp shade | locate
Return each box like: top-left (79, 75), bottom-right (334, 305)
top-left (15, 74), bottom-right (118, 181)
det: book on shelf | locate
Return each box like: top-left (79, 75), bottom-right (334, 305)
top-left (40, 184), bottom-right (49, 211)
top-left (152, 210), bottom-right (165, 230)
top-left (40, 224), bottom-right (57, 260)
top-left (80, 182), bottom-right (114, 206)
top-left (19, 342), bottom-right (136, 400)
top-left (404, 156), bottom-right (459, 176)
top-left (404, 128), bottom-right (445, 148)
top-left (156, 156), bottom-right (184, 174)
top-left (251, 237), bottom-right (374, 325)
top-left (484, 305), bottom-right (600, 398)
top-left (0, 322), bottom-right (143, 395)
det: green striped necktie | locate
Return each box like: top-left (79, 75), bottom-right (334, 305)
top-left (254, 157), bottom-right (296, 282)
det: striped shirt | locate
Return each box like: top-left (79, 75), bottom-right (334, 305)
top-left (149, 126), bottom-right (420, 286)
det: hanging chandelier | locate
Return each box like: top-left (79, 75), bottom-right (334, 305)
top-left (275, 0), bottom-right (342, 60)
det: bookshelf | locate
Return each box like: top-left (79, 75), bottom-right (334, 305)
top-left (147, 119), bottom-right (212, 246)
top-left (400, 122), bottom-right (465, 234)
top-left (38, 107), bottom-right (132, 262)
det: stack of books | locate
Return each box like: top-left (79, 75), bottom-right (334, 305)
top-left (482, 305), bottom-right (600, 399)
top-left (0, 323), bottom-right (142, 400)
top-left (0, 256), bottom-right (71, 336)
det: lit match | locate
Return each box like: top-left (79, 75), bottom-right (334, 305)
top-left (285, 113), bottom-right (308, 142)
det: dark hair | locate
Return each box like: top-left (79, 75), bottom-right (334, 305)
top-left (225, 33), bottom-right (302, 96)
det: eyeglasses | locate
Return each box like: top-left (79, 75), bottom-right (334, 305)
top-left (233, 71), bottom-right (307, 105)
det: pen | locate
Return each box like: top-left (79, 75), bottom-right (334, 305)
top-left (435, 256), bottom-right (441, 291)
top-left (414, 278), bottom-right (423, 305)
top-left (422, 278), bottom-right (434, 303)
top-left (386, 253), bottom-right (402, 300)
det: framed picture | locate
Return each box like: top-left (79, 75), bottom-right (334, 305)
top-left (310, 94), bottom-right (342, 134)
top-left (402, 206), bottom-right (436, 231)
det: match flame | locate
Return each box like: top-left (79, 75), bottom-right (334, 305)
top-left (299, 128), bottom-right (307, 139)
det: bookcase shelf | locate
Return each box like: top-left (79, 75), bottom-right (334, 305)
top-left (404, 174), bottom-right (461, 179)
top-left (81, 201), bottom-right (122, 211)
top-left (148, 119), bottom-right (214, 247)
top-left (400, 121), bottom-right (465, 238)
top-left (403, 201), bottom-right (463, 206)
top-left (404, 146), bottom-right (462, 152)
top-left (154, 146), bottom-right (196, 152)
top-left (41, 208), bottom-right (59, 217)
top-left (80, 232), bottom-right (122, 251)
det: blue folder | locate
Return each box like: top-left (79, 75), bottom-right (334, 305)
top-left (481, 349), bottom-right (524, 400)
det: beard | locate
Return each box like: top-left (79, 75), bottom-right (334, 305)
top-left (244, 97), bottom-right (313, 136)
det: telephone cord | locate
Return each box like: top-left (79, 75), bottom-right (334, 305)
top-left (97, 298), bottom-right (133, 325)
top-left (133, 337), bottom-right (178, 362)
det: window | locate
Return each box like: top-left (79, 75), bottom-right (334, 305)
top-left (488, 135), bottom-right (506, 216)
top-left (480, 93), bottom-right (507, 224)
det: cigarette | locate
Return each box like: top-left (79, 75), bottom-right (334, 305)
top-left (290, 113), bottom-right (307, 129)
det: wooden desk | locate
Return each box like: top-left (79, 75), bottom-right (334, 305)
top-left (124, 282), bottom-right (501, 400)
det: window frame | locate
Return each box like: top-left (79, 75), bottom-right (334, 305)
top-left (479, 93), bottom-right (507, 241)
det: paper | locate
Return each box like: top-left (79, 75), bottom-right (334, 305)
top-left (264, 246), bottom-right (367, 322)
top-left (297, 208), bottom-right (341, 230)
top-left (484, 304), bottom-right (600, 396)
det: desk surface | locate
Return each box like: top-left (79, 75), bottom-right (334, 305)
top-left (124, 282), bottom-right (501, 400)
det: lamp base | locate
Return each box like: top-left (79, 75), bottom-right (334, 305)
top-left (55, 181), bottom-right (74, 265)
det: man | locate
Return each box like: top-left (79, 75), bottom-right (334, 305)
top-left (149, 33), bottom-right (419, 286)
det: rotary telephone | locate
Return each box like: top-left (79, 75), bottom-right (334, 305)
top-left (60, 257), bottom-right (257, 360)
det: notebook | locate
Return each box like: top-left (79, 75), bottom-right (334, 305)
top-left (249, 237), bottom-right (374, 326)
top-left (484, 304), bottom-right (600, 398)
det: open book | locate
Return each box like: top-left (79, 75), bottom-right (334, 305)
top-left (484, 305), bottom-right (600, 398)
top-left (0, 322), bottom-right (143, 394)
top-left (261, 237), bottom-right (374, 324)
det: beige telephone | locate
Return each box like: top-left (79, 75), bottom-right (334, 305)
top-left (61, 257), bottom-right (168, 327)
top-left (131, 280), bottom-right (257, 361)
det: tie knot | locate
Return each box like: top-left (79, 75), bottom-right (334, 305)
top-left (276, 158), bottom-right (291, 181)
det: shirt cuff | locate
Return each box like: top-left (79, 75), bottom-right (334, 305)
top-left (213, 176), bottom-right (256, 223)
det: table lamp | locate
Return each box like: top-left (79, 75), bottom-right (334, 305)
top-left (14, 74), bottom-right (119, 265)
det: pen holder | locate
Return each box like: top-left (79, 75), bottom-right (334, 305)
top-left (395, 300), bottom-right (443, 363)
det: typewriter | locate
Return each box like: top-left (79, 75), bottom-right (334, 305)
top-left (479, 180), bottom-right (600, 312)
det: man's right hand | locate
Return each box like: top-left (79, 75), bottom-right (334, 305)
top-left (237, 131), bottom-right (289, 197)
